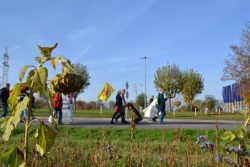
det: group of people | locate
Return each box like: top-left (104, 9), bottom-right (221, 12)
top-left (110, 89), bottom-right (129, 124)
top-left (147, 91), bottom-right (168, 124)
top-left (110, 89), bottom-right (168, 125)
top-left (1, 82), bottom-right (169, 125)
top-left (0, 83), bottom-right (63, 125)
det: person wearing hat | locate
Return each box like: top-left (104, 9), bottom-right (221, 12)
top-left (110, 90), bottom-right (129, 124)
top-left (158, 91), bottom-right (168, 124)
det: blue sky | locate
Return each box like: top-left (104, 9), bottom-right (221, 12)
top-left (0, 0), bottom-right (249, 103)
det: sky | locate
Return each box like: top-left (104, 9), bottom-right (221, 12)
top-left (0, 0), bottom-right (249, 104)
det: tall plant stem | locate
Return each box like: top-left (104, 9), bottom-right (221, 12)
top-left (24, 81), bottom-right (34, 167)
top-left (245, 116), bottom-right (250, 127)
top-left (24, 62), bottom-right (44, 166)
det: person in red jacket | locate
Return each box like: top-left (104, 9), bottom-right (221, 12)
top-left (53, 93), bottom-right (63, 125)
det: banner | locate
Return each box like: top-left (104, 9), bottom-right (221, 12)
top-left (62, 94), bottom-right (73, 123)
top-left (98, 83), bottom-right (115, 102)
top-left (143, 99), bottom-right (160, 118)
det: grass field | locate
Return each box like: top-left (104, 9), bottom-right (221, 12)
top-left (1, 124), bottom-right (248, 166)
top-left (1, 108), bottom-right (248, 121)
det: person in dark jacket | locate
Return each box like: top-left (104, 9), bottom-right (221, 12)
top-left (158, 91), bottom-right (168, 124)
top-left (53, 93), bottom-right (63, 125)
top-left (115, 89), bottom-right (129, 123)
top-left (0, 83), bottom-right (10, 118)
top-left (110, 90), bottom-right (129, 124)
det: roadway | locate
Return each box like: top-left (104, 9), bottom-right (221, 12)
top-left (23, 117), bottom-right (246, 130)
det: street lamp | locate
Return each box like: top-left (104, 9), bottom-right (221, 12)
top-left (141, 57), bottom-right (150, 109)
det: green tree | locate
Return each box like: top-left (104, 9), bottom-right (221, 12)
top-left (63, 63), bottom-right (90, 110)
top-left (154, 62), bottom-right (183, 112)
top-left (181, 69), bottom-right (204, 111)
top-left (136, 93), bottom-right (146, 108)
top-left (204, 95), bottom-right (217, 111)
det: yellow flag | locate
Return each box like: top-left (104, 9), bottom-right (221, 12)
top-left (98, 83), bottom-right (115, 102)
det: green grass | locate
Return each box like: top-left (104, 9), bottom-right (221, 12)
top-left (1, 108), bottom-right (247, 121)
top-left (0, 126), bottom-right (246, 149)
top-left (1, 125), bottom-right (249, 166)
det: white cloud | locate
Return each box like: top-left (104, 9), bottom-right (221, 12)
top-left (69, 27), bottom-right (98, 40)
top-left (71, 46), bottom-right (91, 63)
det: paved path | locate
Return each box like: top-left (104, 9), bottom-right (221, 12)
top-left (23, 117), bottom-right (246, 130)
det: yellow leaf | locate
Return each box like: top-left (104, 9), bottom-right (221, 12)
top-left (19, 65), bottom-right (30, 83)
top-left (3, 96), bottom-right (29, 141)
top-left (7, 83), bottom-right (20, 109)
top-left (1, 146), bottom-right (24, 167)
top-left (50, 57), bottom-right (59, 71)
top-left (32, 122), bottom-right (57, 155)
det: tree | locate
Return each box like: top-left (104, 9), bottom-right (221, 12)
top-left (154, 62), bottom-right (183, 112)
top-left (63, 63), bottom-right (90, 109)
top-left (193, 99), bottom-right (203, 111)
top-left (108, 100), bottom-right (115, 109)
top-left (90, 101), bottom-right (97, 109)
top-left (35, 99), bottom-right (44, 108)
top-left (222, 21), bottom-right (250, 104)
top-left (181, 69), bottom-right (204, 111)
top-left (218, 100), bottom-right (225, 110)
top-left (134, 83), bottom-right (139, 97)
top-left (204, 95), bottom-right (217, 111)
top-left (136, 93), bottom-right (146, 108)
top-left (76, 99), bottom-right (86, 110)
top-left (172, 100), bottom-right (181, 110)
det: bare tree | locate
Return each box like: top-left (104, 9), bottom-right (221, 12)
top-left (222, 21), bottom-right (250, 103)
top-left (108, 100), bottom-right (115, 109)
top-left (134, 83), bottom-right (139, 98)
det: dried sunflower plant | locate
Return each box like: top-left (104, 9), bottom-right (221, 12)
top-left (0, 42), bottom-right (83, 167)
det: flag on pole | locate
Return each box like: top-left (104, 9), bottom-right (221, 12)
top-left (98, 82), bottom-right (115, 102)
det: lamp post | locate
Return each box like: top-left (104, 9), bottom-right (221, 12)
top-left (141, 57), bottom-right (150, 109)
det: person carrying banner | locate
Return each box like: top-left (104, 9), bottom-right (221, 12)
top-left (110, 90), bottom-right (129, 124)
top-left (115, 89), bottom-right (129, 124)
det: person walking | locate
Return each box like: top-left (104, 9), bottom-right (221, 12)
top-left (115, 89), bottom-right (129, 123)
top-left (110, 90), bottom-right (129, 124)
top-left (148, 95), bottom-right (154, 122)
top-left (0, 83), bottom-right (10, 118)
top-left (20, 89), bottom-right (29, 121)
top-left (53, 93), bottom-right (63, 125)
top-left (158, 91), bottom-right (168, 124)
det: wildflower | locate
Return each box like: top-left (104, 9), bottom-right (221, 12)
top-left (245, 151), bottom-right (249, 156)
top-left (200, 145), bottom-right (206, 149)
top-left (159, 158), bottom-right (163, 162)
top-left (229, 147), bottom-right (243, 153)
top-left (225, 156), bottom-right (233, 164)
top-left (196, 135), bottom-right (206, 143)
top-left (215, 155), bottom-right (223, 162)
top-left (200, 141), bottom-right (214, 150)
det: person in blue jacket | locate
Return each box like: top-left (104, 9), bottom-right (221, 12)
top-left (158, 91), bottom-right (168, 124)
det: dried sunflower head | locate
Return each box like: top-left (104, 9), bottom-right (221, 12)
top-left (49, 72), bottom-right (84, 94)
top-left (37, 42), bottom-right (58, 57)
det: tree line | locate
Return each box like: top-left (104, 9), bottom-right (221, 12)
top-left (153, 62), bottom-right (205, 111)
